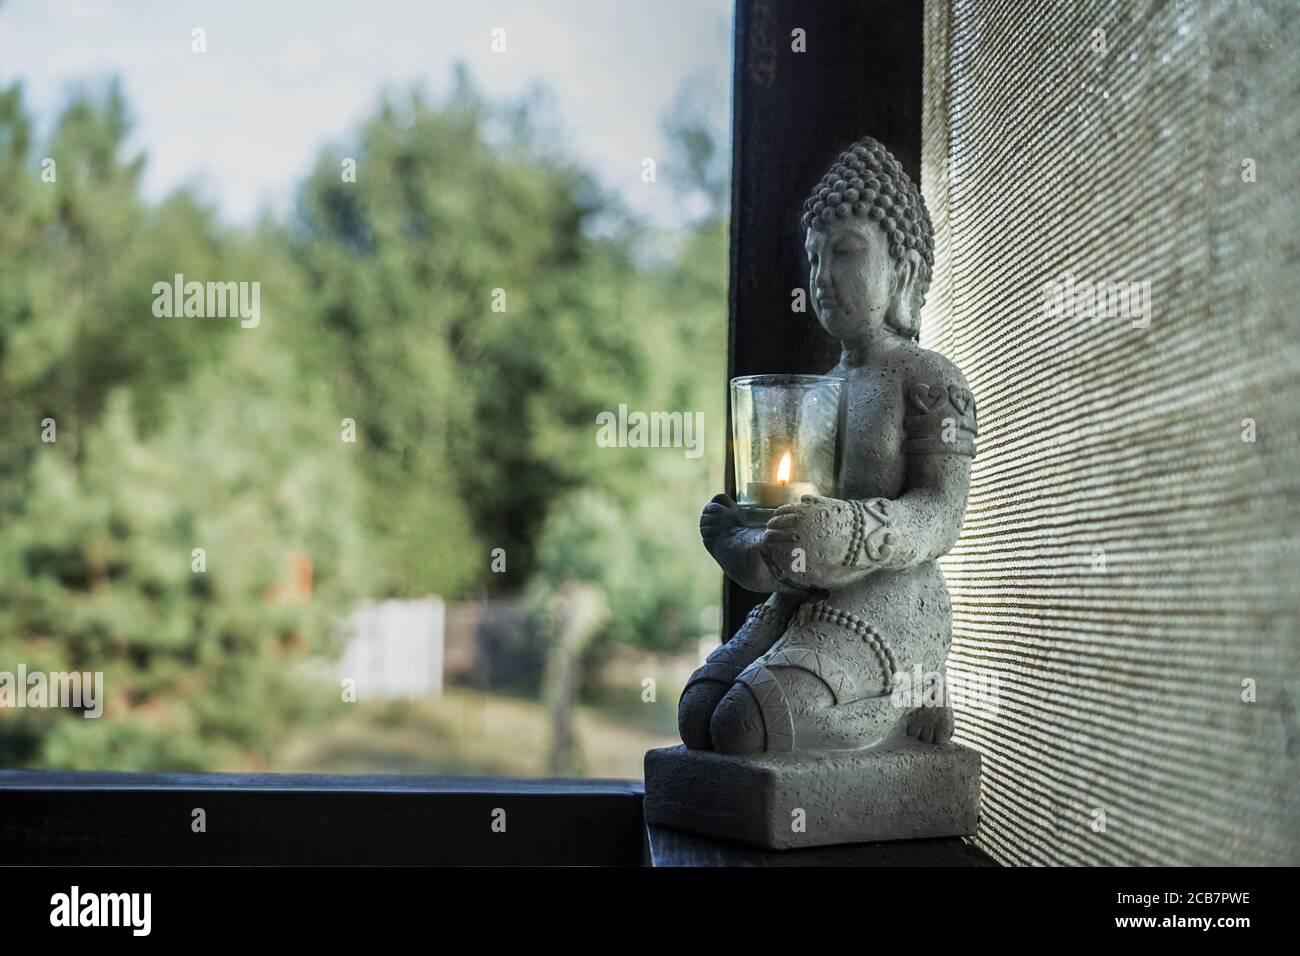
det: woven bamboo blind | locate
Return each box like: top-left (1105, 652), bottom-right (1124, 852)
top-left (922, 0), bottom-right (1299, 865)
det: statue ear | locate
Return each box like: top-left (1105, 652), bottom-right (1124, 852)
top-left (887, 250), bottom-right (922, 337)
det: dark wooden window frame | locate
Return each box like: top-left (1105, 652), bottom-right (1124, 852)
top-left (0, 0), bottom-right (956, 867)
top-left (723, 0), bottom-right (924, 635)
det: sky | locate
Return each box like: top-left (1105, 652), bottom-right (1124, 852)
top-left (0, 0), bottom-right (733, 228)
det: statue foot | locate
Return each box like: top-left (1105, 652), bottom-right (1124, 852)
top-left (678, 597), bottom-right (799, 750)
top-left (678, 679), bottom-right (732, 751)
top-left (901, 705), bottom-right (954, 744)
top-left (710, 684), bottom-right (767, 755)
top-left (711, 669), bottom-right (902, 754)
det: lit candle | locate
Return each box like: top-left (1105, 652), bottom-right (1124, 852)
top-left (746, 451), bottom-right (819, 508)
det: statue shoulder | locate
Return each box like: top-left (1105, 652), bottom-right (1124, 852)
top-left (901, 346), bottom-right (971, 394)
top-left (898, 345), bottom-right (977, 456)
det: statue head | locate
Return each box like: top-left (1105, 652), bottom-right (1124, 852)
top-left (802, 137), bottom-right (934, 342)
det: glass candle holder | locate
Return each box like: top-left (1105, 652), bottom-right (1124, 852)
top-left (731, 374), bottom-right (843, 526)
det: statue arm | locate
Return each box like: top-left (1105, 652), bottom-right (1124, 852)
top-left (849, 376), bottom-right (977, 572)
top-left (870, 453), bottom-right (971, 569)
top-left (770, 454), bottom-right (969, 589)
top-left (855, 376), bottom-right (977, 571)
top-left (762, 375), bottom-right (977, 588)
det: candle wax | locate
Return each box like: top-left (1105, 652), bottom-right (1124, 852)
top-left (746, 481), bottom-right (819, 508)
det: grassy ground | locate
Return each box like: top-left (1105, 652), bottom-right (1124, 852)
top-left (274, 686), bottom-right (680, 779)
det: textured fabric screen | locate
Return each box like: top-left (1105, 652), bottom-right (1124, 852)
top-left (921, 0), bottom-right (1298, 865)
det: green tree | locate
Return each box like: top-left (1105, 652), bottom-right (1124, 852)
top-left (0, 69), bottom-right (731, 774)
top-left (528, 112), bottom-right (730, 656)
top-left (291, 76), bottom-right (643, 598)
top-left (0, 84), bottom-right (370, 769)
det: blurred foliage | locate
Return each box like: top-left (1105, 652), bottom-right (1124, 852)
top-left (0, 70), bottom-right (726, 771)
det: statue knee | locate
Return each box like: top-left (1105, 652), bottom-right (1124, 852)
top-left (677, 681), bottom-right (727, 751)
top-left (710, 684), bottom-right (767, 755)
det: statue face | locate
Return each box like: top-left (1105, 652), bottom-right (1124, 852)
top-left (805, 217), bottom-right (901, 342)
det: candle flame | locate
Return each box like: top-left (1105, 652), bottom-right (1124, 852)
top-left (775, 451), bottom-right (792, 484)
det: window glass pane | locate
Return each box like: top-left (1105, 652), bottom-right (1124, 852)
top-left (0, 1), bottom-right (733, 779)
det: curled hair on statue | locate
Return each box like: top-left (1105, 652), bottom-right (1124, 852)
top-left (802, 136), bottom-right (934, 337)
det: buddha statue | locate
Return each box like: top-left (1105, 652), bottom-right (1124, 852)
top-left (678, 135), bottom-right (978, 756)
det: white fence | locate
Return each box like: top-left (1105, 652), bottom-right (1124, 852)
top-left (337, 597), bottom-right (445, 700)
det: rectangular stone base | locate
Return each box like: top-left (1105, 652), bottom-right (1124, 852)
top-left (644, 737), bottom-right (981, 850)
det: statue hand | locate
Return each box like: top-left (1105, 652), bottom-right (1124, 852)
top-left (701, 493), bottom-right (805, 593)
top-left (762, 495), bottom-right (896, 589)
top-left (699, 493), bottom-right (744, 554)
